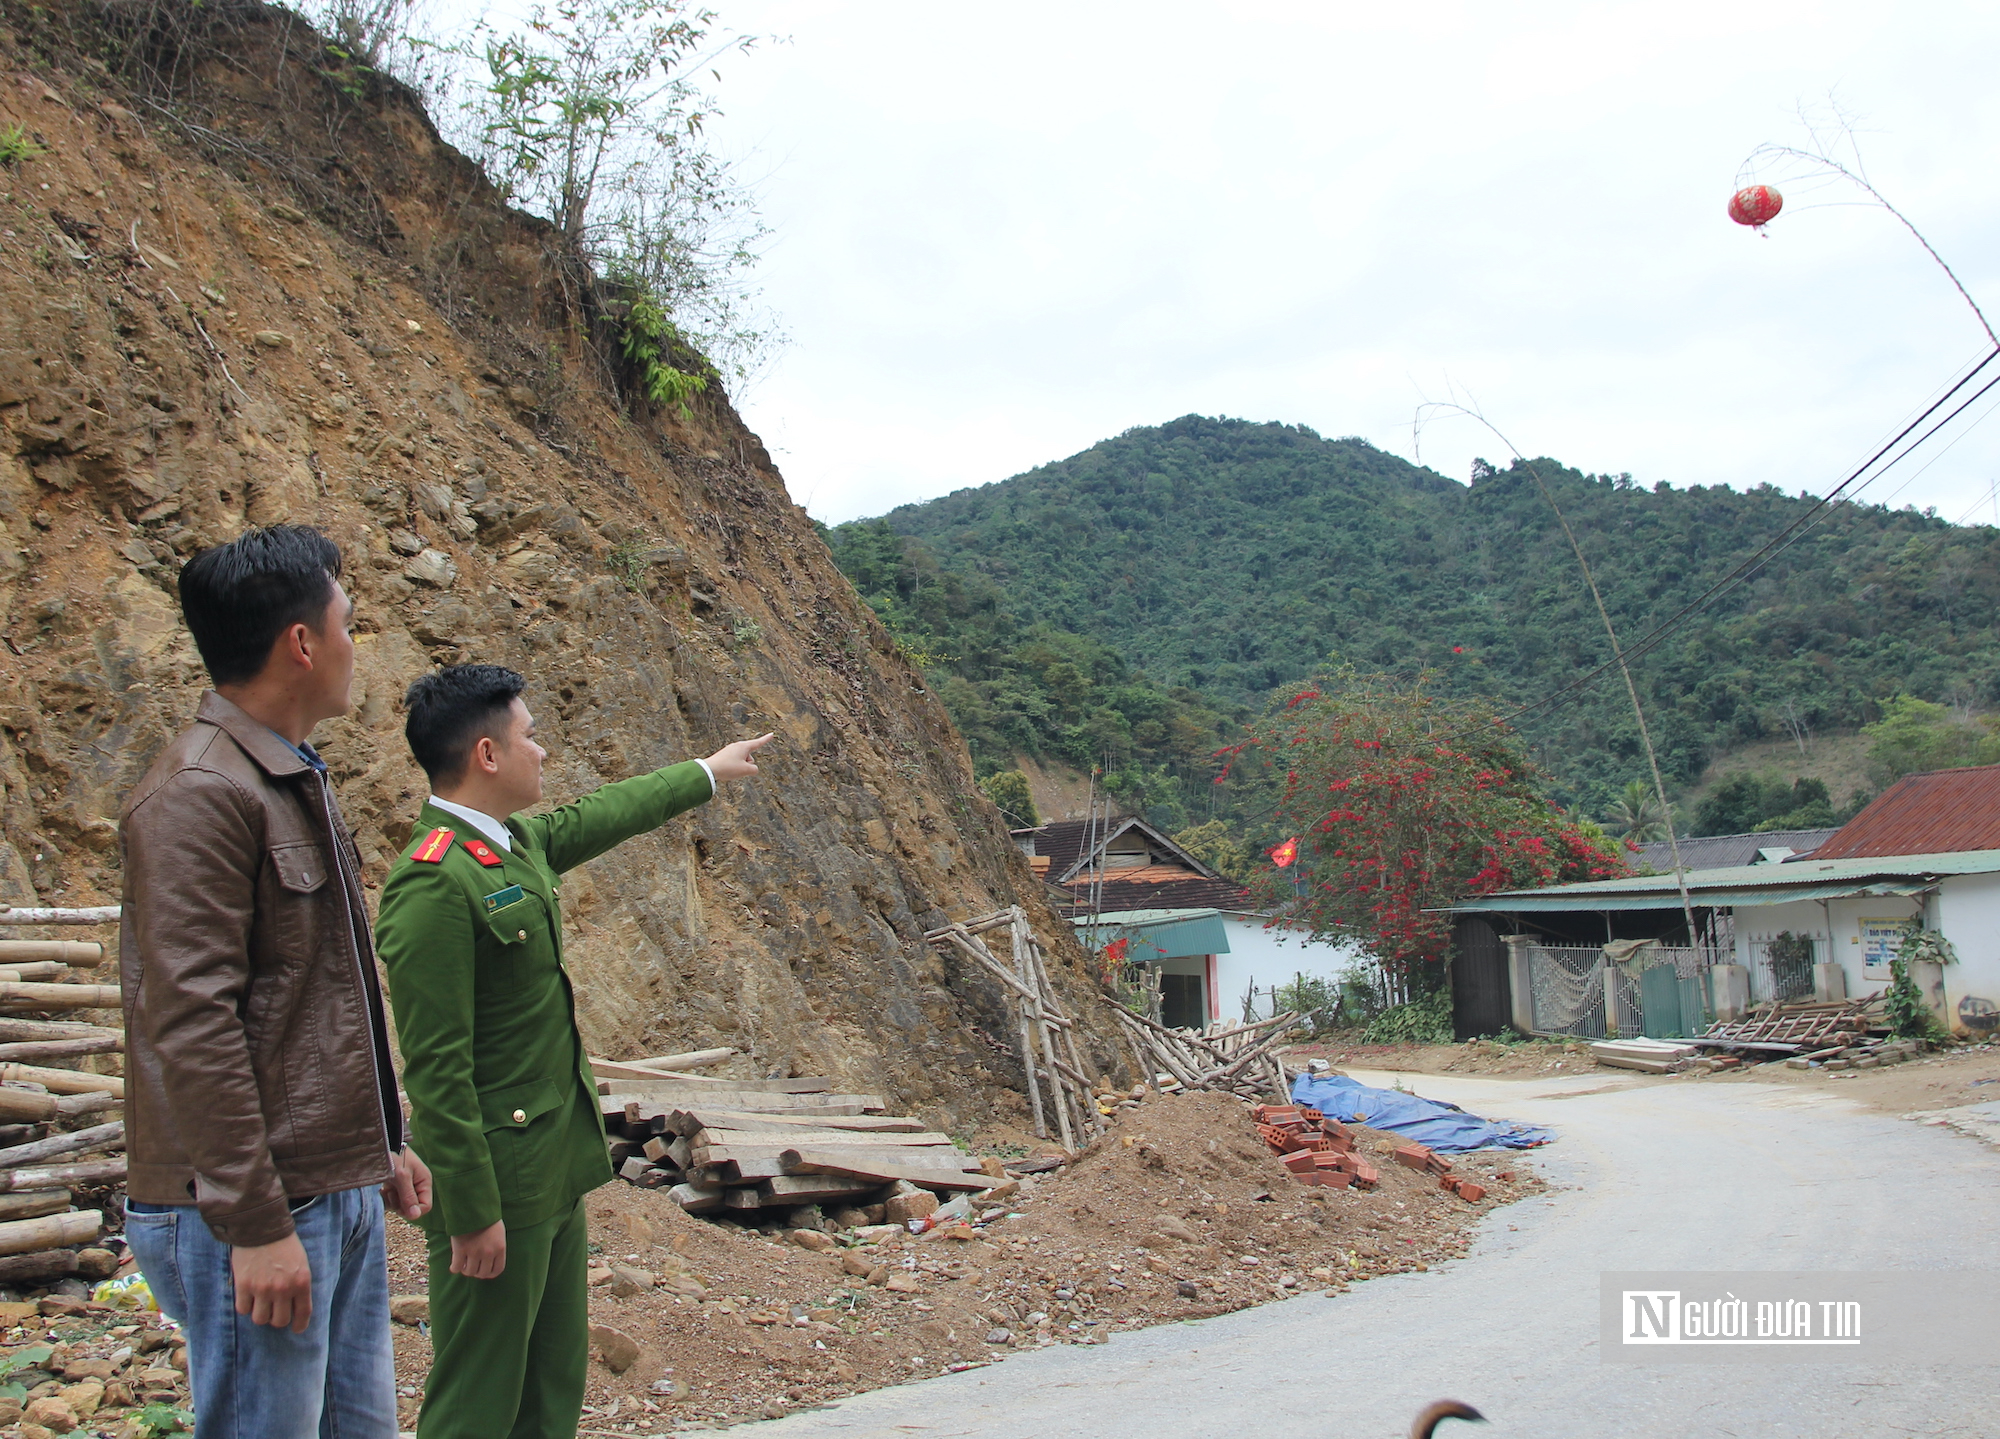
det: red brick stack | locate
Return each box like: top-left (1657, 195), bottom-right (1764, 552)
top-left (1391, 1141), bottom-right (1486, 1203)
top-left (1251, 1103), bottom-right (1379, 1189)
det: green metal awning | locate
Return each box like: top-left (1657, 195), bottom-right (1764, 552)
top-left (1069, 908), bottom-right (1230, 961)
top-left (1452, 878), bottom-right (1932, 913)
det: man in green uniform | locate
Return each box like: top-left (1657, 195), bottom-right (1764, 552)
top-left (376, 663), bottom-right (772, 1438)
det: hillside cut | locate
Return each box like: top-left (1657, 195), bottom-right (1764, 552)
top-left (0, 1), bottom-right (1118, 1129)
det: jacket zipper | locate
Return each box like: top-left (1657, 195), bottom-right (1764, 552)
top-left (316, 771), bottom-right (402, 1160)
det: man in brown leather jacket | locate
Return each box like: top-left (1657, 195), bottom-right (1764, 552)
top-left (120, 525), bottom-right (431, 1438)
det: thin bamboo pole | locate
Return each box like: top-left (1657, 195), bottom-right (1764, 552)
top-left (1025, 930), bottom-right (1096, 1139)
top-left (1015, 911), bottom-right (1073, 1151)
top-left (1004, 919), bottom-right (1048, 1141)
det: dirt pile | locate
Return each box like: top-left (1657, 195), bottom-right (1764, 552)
top-left (376, 1087), bottom-right (1544, 1432)
top-left (0, 0), bottom-right (1122, 1130)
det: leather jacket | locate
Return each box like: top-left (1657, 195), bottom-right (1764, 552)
top-left (119, 692), bottom-right (400, 1246)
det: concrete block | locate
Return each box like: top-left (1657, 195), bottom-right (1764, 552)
top-left (1707, 964), bottom-right (1751, 1022)
top-left (1813, 962), bottom-right (1848, 1004)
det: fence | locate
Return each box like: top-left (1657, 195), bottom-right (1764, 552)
top-left (1743, 932), bottom-right (1821, 1004)
top-left (1523, 942), bottom-right (1719, 1040)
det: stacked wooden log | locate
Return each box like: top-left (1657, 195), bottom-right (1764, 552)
top-left (925, 907), bottom-right (1100, 1150)
top-left (1102, 1002), bottom-right (1299, 1103)
top-left (596, 1067), bottom-right (991, 1220)
top-left (0, 907), bottom-right (128, 1289)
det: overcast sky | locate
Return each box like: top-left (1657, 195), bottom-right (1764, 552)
top-left (432, 2), bottom-right (2000, 527)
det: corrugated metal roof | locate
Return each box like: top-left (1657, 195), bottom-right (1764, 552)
top-left (1069, 908), bottom-right (1231, 960)
top-left (1455, 879), bottom-right (1931, 913)
top-left (1055, 873), bottom-right (1255, 915)
top-left (1634, 828), bottom-right (1838, 872)
top-left (1449, 849), bottom-right (2000, 914)
top-left (1809, 765), bottom-right (2000, 859)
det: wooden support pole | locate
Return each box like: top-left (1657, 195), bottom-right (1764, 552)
top-left (0, 1159), bottom-right (126, 1194)
top-left (0, 1190), bottom-right (70, 1223)
top-left (0, 1250), bottom-right (85, 1286)
top-left (1016, 910), bottom-right (1073, 1152)
top-left (1025, 928), bottom-right (1095, 1139)
top-left (0, 942), bottom-right (104, 967)
top-left (0, 983), bottom-right (121, 1011)
top-left (0, 1089), bottom-right (119, 1125)
top-left (0, 1121), bottom-right (124, 1169)
top-left (0, 1064), bottom-right (123, 1098)
top-left (0, 1037), bottom-right (123, 1064)
top-left (1002, 921), bottom-right (1048, 1142)
top-left (0, 1020), bottom-right (120, 1045)
top-left (0, 908), bottom-right (120, 926)
top-left (620, 1047), bottom-right (736, 1073)
top-left (0, 1209), bottom-right (102, 1254)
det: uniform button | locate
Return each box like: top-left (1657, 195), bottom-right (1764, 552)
top-left (517, 930), bottom-right (527, 940)
top-left (512, 1109), bottom-right (527, 1124)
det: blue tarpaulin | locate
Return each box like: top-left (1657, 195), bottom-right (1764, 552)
top-left (1289, 1073), bottom-right (1554, 1152)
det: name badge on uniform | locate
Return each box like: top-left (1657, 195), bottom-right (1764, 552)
top-left (483, 884), bottom-right (526, 915)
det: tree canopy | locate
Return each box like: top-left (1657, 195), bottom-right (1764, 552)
top-left (850, 416), bottom-right (2000, 815)
top-left (1224, 665), bottom-right (1625, 974)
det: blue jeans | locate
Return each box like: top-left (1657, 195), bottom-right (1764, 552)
top-left (125, 1186), bottom-right (398, 1439)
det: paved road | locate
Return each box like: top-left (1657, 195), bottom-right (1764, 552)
top-left (729, 1070), bottom-right (2000, 1439)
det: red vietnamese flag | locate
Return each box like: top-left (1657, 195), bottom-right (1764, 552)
top-left (1270, 837), bottom-right (1300, 868)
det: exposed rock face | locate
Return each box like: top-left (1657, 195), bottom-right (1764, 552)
top-left (0, 3), bottom-right (1117, 1130)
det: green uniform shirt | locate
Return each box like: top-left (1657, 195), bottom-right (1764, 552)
top-left (377, 762), bottom-right (713, 1236)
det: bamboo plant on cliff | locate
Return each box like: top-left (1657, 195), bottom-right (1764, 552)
top-left (1223, 665), bottom-right (1627, 1006)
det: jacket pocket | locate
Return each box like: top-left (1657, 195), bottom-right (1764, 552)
top-left (269, 842), bottom-right (329, 894)
top-left (478, 1077), bottom-right (569, 1205)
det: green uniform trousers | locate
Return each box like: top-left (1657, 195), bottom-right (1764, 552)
top-left (418, 1198), bottom-right (589, 1439)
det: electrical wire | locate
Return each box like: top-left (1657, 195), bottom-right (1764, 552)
top-left (1497, 345), bottom-right (2000, 729)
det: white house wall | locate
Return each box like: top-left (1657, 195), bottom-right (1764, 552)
top-left (1727, 878), bottom-right (2000, 1035)
top-left (1213, 914), bottom-right (1371, 1023)
top-left (1934, 872), bottom-right (2000, 1037)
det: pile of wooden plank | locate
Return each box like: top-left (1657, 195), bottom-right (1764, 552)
top-left (925, 907), bottom-right (1100, 1150)
top-left (1694, 996), bottom-right (1885, 1055)
top-left (597, 1070), bottom-right (991, 1220)
top-left (1103, 1003), bottom-right (1299, 1103)
top-left (1589, 1037), bottom-right (1701, 1073)
top-left (0, 906), bottom-right (129, 1289)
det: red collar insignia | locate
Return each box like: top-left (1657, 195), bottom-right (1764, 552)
top-left (462, 838), bottom-right (505, 867)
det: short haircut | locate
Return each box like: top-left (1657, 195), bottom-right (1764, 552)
top-left (178, 526), bottom-right (344, 686)
top-left (403, 664), bottom-right (527, 786)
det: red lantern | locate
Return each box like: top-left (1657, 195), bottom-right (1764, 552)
top-left (1728, 185), bottom-right (1783, 228)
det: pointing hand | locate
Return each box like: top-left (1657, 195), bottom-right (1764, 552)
top-left (705, 733), bottom-right (776, 783)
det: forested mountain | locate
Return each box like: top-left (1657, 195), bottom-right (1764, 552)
top-left (831, 416), bottom-right (2000, 819)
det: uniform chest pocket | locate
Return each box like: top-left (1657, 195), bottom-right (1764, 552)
top-left (481, 886), bottom-right (556, 950)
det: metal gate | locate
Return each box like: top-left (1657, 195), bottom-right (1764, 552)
top-left (1525, 942), bottom-right (1716, 1039)
top-left (1452, 917), bottom-right (1512, 1039)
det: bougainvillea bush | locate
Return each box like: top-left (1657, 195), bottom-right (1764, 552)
top-left (1221, 664), bottom-right (1627, 984)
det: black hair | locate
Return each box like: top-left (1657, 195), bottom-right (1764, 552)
top-left (403, 664), bottom-right (528, 786)
top-left (177, 526), bottom-right (345, 686)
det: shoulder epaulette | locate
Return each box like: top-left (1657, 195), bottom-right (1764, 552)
top-left (461, 838), bottom-right (505, 867)
top-left (411, 827), bottom-right (455, 863)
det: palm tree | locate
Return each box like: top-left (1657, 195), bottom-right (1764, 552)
top-left (1604, 779), bottom-right (1672, 845)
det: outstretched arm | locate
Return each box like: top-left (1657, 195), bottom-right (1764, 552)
top-left (532, 734), bottom-right (776, 873)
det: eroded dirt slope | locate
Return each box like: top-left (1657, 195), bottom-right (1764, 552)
top-left (0, 1), bottom-right (1120, 1129)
